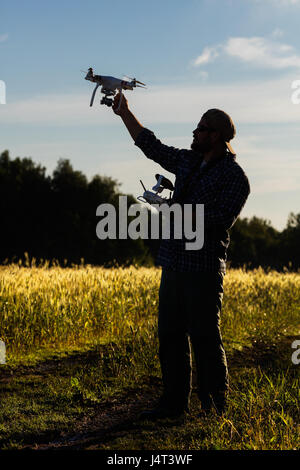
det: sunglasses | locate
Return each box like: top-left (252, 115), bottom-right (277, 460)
top-left (196, 125), bottom-right (215, 132)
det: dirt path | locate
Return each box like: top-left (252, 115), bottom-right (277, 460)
top-left (0, 353), bottom-right (163, 450)
top-left (23, 389), bottom-right (161, 450)
top-left (2, 335), bottom-right (296, 450)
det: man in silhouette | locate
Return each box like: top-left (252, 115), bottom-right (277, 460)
top-left (112, 92), bottom-right (250, 419)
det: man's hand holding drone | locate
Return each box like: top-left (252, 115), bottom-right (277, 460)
top-left (112, 91), bottom-right (129, 116)
top-left (111, 92), bottom-right (144, 142)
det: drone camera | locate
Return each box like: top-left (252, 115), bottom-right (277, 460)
top-left (101, 96), bottom-right (113, 107)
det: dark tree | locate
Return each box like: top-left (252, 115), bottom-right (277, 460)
top-left (279, 212), bottom-right (300, 270)
top-left (0, 152), bottom-right (152, 266)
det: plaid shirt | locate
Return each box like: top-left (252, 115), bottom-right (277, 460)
top-left (135, 128), bottom-right (250, 273)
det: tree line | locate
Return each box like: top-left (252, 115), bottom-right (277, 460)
top-left (1, 150), bottom-right (299, 270)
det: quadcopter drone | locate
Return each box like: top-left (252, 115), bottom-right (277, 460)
top-left (137, 174), bottom-right (174, 206)
top-left (84, 67), bottom-right (146, 110)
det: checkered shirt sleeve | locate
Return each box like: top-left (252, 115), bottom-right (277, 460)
top-left (135, 128), bottom-right (186, 175)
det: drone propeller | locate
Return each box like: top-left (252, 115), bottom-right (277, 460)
top-left (123, 75), bottom-right (146, 86)
top-left (81, 67), bottom-right (95, 75)
top-left (132, 78), bottom-right (146, 86)
top-left (135, 79), bottom-right (146, 86)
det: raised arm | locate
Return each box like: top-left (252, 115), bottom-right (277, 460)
top-left (112, 91), bottom-right (144, 141)
top-left (112, 91), bottom-right (184, 175)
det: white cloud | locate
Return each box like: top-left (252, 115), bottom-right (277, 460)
top-left (0, 93), bottom-right (118, 125)
top-left (252, 0), bottom-right (300, 4)
top-left (1, 75), bottom-right (300, 127)
top-left (224, 37), bottom-right (300, 69)
top-left (193, 46), bottom-right (219, 66)
top-left (193, 35), bottom-right (300, 70)
top-left (270, 0), bottom-right (300, 4)
top-left (132, 77), bottom-right (300, 126)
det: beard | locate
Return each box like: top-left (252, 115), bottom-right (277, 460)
top-left (191, 137), bottom-right (212, 153)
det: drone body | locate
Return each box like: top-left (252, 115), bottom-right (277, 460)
top-left (84, 67), bottom-right (146, 108)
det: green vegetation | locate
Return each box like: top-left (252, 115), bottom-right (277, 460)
top-left (0, 265), bottom-right (299, 450)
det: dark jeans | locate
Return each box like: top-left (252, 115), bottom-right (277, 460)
top-left (158, 269), bottom-right (229, 410)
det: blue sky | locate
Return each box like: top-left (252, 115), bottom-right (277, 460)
top-left (1, 0), bottom-right (300, 230)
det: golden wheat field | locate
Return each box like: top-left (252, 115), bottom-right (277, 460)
top-left (0, 263), bottom-right (299, 450)
top-left (0, 263), bottom-right (299, 357)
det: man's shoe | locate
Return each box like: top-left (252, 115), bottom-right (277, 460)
top-left (198, 403), bottom-right (226, 417)
top-left (198, 392), bottom-right (227, 417)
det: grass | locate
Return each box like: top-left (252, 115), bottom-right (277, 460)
top-left (0, 264), bottom-right (299, 450)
